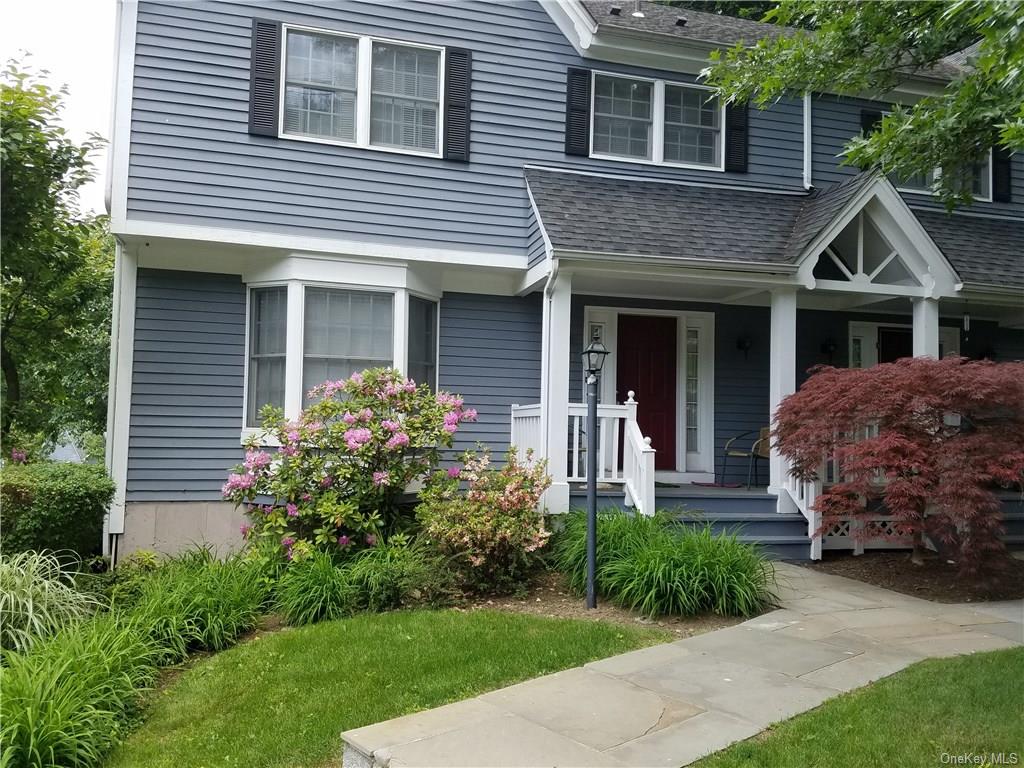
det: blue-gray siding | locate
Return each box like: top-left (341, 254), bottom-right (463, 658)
top-left (811, 93), bottom-right (1024, 217)
top-left (127, 269), bottom-right (245, 501)
top-left (129, 0), bottom-right (804, 261)
top-left (438, 292), bottom-right (543, 458)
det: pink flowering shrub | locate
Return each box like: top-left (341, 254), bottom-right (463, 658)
top-left (222, 368), bottom-right (476, 560)
top-left (417, 449), bottom-right (551, 593)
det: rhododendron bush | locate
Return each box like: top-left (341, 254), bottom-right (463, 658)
top-left (775, 357), bottom-right (1024, 577)
top-left (417, 449), bottom-right (551, 593)
top-left (222, 368), bottom-right (476, 560)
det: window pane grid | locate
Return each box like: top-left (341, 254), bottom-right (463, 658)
top-left (686, 329), bottom-right (699, 453)
top-left (592, 75), bottom-right (652, 160)
top-left (664, 85), bottom-right (720, 167)
top-left (370, 43), bottom-right (440, 152)
top-left (408, 296), bottom-right (438, 389)
top-left (283, 31), bottom-right (358, 142)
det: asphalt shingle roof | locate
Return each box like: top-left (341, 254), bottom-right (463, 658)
top-left (525, 167), bottom-right (1024, 288)
top-left (525, 168), bottom-right (806, 265)
top-left (911, 209), bottom-right (1024, 288)
top-left (579, 1), bottom-right (966, 80)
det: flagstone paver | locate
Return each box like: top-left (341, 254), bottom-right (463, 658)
top-left (341, 563), bottom-right (1023, 768)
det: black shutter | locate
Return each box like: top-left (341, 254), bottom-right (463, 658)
top-left (860, 109), bottom-right (883, 135)
top-left (564, 67), bottom-right (591, 156)
top-left (443, 48), bottom-right (472, 162)
top-left (248, 19), bottom-right (281, 137)
top-left (723, 101), bottom-right (748, 172)
top-left (993, 145), bottom-right (1013, 202)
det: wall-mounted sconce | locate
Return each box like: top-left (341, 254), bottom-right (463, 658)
top-left (736, 336), bottom-right (753, 360)
top-left (820, 338), bottom-right (837, 365)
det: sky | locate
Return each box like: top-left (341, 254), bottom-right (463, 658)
top-left (2, 0), bottom-right (118, 215)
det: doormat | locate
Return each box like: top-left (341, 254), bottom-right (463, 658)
top-left (691, 481), bottom-right (743, 489)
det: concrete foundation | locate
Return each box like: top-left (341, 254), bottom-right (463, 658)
top-left (119, 501), bottom-right (247, 559)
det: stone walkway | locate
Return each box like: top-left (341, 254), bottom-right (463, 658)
top-left (341, 563), bottom-right (1023, 768)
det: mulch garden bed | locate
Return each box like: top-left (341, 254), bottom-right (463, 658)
top-left (460, 569), bottom-right (741, 637)
top-left (804, 549), bottom-right (1024, 603)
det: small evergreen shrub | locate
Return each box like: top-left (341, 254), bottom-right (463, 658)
top-left (0, 613), bottom-right (159, 767)
top-left (0, 550), bottom-right (101, 656)
top-left (554, 510), bottom-right (776, 617)
top-left (0, 462), bottom-right (114, 556)
top-left (417, 450), bottom-right (551, 594)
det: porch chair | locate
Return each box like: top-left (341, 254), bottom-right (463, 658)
top-left (719, 427), bottom-right (771, 489)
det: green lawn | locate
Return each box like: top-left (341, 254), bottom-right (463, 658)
top-left (108, 608), bottom-right (667, 768)
top-left (698, 647), bottom-right (1024, 768)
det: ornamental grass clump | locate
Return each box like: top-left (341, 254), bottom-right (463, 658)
top-left (0, 550), bottom-right (101, 656)
top-left (0, 613), bottom-right (160, 767)
top-left (554, 510), bottom-right (775, 617)
top-left (275, 549), bottom-right (358, 626)
top-left (417, 449), bottom-right (551, 594)
top-left (222, 367), bottom-right (476, 560)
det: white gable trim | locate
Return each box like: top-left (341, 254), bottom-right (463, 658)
top-left (795, 175), bottom-right (961, 299)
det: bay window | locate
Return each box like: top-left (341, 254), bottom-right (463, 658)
top-left (281, 26), bottom-right (443, 157)
top-left (590, 72), bottom-right (723, 170)
top-left (244, 282), bottom-right (438, 434)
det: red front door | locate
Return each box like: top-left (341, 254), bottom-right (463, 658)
top-left (616, 314), bottom-right (677, 470)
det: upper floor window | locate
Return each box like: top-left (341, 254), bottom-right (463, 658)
top-left (281, 26), bottom-right (443, 157)
top-left (895, 150), bottom-right (993, 202)
top-left (590, 73), bottom-right (723, 170)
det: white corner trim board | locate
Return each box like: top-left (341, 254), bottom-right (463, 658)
top-left (104, 242), bottom-right (138, 549)
top-left (106, 0), bottom-right (137, 226)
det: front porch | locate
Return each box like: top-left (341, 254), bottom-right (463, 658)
top-left (512, 174), bottom-right (1024, 560)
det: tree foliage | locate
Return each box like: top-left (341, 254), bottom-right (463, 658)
top-left (1, 62), bottom-right (112, 447)
top-left (775, 357), bottom-right (1024, 578)
top-left (703, 1), bottom-right (1024, 206)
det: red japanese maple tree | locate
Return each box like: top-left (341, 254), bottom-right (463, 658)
top-left (775, 356), bottom-right (1024, 577)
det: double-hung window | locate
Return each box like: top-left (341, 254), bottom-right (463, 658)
top-left (247, 287), bottom-right (288, 425)
top-left (407, 295), bottom-right (438, 389)
top-left (591, 73), bottom-right (723, 169)
top-left (281, 27), bottom-right (443, 156)
top-left (302, 288), bottom-right (394, 403)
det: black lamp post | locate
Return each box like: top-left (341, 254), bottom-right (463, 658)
top-left (582, 330), bottom-right (610, 609)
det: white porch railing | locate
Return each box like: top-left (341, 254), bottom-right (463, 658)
top-left (510, 392), bottom-right (657, 517)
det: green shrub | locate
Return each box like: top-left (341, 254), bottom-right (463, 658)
top-left (554, 510), bottom-right (776, 617)
top-left (0, 613), bottom-right (159, 767)
top-left (417, 449), bottom-right (551, 594)
top-left (347, 540), bottom-right (454, 612)
top-left (0, 463), bottom-right (114, 556)
top-left (0, 550), bottom-right (101, 656)
top-left (275, 549), bottom-right (358, 626)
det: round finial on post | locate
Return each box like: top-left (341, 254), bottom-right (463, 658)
top-left (643, 436), bottom-right (652, 446)
top-left (626, 390), bottom-right (636, 403)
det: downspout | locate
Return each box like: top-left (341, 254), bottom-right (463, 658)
top-left (802, 91), bottom-right (813, 190)
top-left (540, 257), bottom-right (560, 464)
top-left (103, 239), bottom-right (124, 559)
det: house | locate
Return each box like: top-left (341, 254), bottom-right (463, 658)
top-left (103, 0), bottom-right (1024, 561)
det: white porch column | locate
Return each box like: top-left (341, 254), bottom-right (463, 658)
top-left (912, 297), bottom-right (940, 358)
top-left (768, 288), bottom-right (798, 493)
top-left (542, 270), bottom-right (572, 512)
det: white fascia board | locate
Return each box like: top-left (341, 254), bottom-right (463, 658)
top-left (539, 0), bottom-right (596, 55)
top-left (118, 220), bottom-right (528, 271)
top-left (519, 260), bottom-right (551, 295)
top-left (524, 178), bottom-right (554, 263)
top-left (106, 0), bottom-right (137, 226)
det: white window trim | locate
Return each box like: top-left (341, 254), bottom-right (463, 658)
top-left (582, 305), bottom-right (716, 478)
top-left (896, 149), bottom-right (993, 203)
top-left (241, 280), bottom-right (439, 443)
top-left (278, 24), bottom-right (446, 159)
top-left (588, 70), bottom-right (726, 173)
